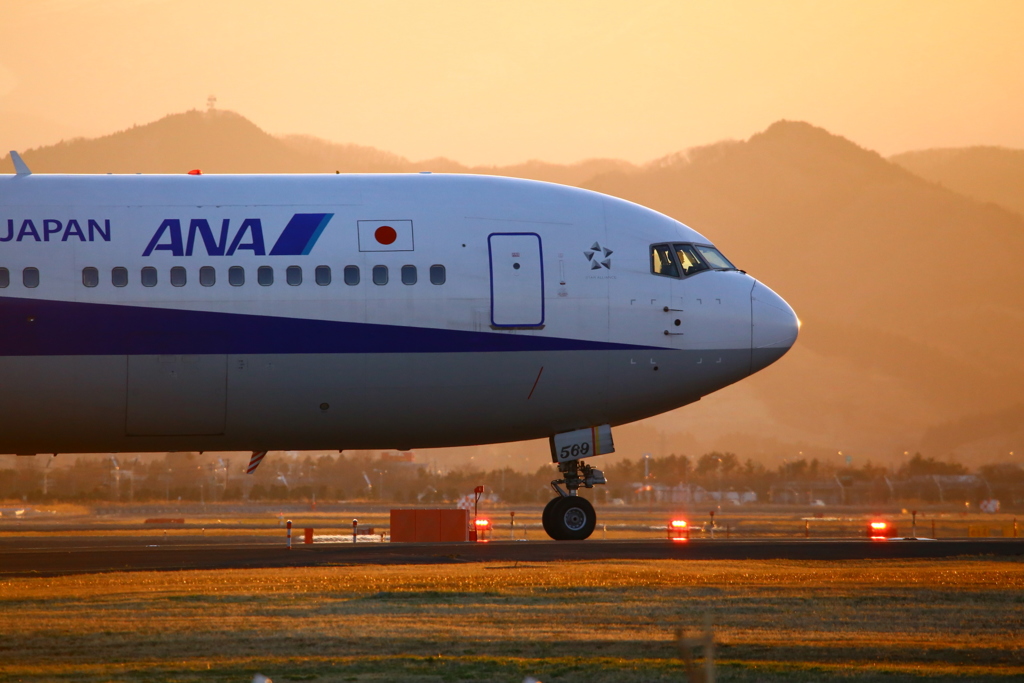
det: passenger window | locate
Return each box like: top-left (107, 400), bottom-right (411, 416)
top-left (228, 266), bottom-right (245, 287)
top-left (141, 267), bottom-right (157, 287)
top-left (286, 265), bottom-right (302, 286)
top-left (694, 245), bottom-right (736, 270)
top-left (344, 265), bottom-right (360, 286)
top-left (651, 245), bottom-right (678, 278)
top-left (200, 266), bottom-right (216, 287)
top-left (23, 267), bottom-right (39, 288)
top-left (0, 267), bottom-right (8, 288)
top-left (372, 265), bottom-right (388, 285)
top-left (673, 244), bottom-right (709, 276)
top-left (257, 266), bottom-right (274, 286)
top-left (429, 264), bottom-right (446, 285)
top-left (112, 267), bottom-right (128, 287)
top-left (401, 264), bottom-right (417, 285)
top-left (170, 266), bottom-right (187, 287)
top-left (315, 265), bottom-right (331, 286)
top-left (82, 267), bottom-right (99, 288)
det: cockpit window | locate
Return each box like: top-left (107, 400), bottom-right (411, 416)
top-left (651, 242), bottom-right (738, 279)
top-left (651, 244), bottom-right (679, 277)
top-left (694, 245), bottom-right (736, 270)
top-left (673, 244), bottom-right (709, 276)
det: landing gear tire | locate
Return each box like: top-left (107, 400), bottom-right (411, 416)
top-left (542, 497), bottom-right (560, 539)
top-left (544, 455), bottom-right (606, 540)
top-left (546, 496), bottom-right (597, 541)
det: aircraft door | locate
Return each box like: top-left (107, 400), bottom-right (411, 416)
top-left (488, 233), bottom-right (545, 328)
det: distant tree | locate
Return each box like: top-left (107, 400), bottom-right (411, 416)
top-left (858, 461), bottom-right (891, 479)
top-left (898, 453), bottom-right (968, 478)
top-left (695, 452), bottom-right (738, 477)
top-left (777, 458), bottom-right (810, 479)
top-left (650, 454), bottom-right (692, 485)
top-left (979, 463), bottom-right (1024, 483)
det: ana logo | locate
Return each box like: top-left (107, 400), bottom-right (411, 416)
top-left (143, 213), bottom-right (333, 257)
top-left (584, 242), bottom-right (613, 270)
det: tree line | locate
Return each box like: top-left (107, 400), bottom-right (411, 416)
top-left (2, 451), bottom-right (1022, 507)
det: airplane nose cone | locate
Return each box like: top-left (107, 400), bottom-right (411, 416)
top-left (751, 281), bottom-right (799, 373)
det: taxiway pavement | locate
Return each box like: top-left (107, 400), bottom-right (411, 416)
top-left (2, 535), bottom-right (1022, 577)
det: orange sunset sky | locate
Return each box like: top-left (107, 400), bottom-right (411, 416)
top-left (2, 0), bottom-right (1023, 165)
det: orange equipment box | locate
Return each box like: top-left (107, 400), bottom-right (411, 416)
top-left (390, 508), bottom-right (469, 542)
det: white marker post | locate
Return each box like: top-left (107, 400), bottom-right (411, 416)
top-left (352, 518), bottom-right (358, 544)
top-left (286, 519), bottom-right (292, 550)
top-left (510, 511), bottom-right (515, 539)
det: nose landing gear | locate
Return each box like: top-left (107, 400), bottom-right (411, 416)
top-left (543, 457), bottom-right (606, 540)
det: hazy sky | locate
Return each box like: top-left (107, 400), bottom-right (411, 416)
top-left (3, 0), bottom-right (1023, 165)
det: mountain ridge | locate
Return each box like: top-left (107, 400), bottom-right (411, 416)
top-left (890, 146), bottom-right (1024, 219)
top-left (1, 109), bottom-right (640, 187)
top-left (2, 110), bottom-right (1022, 464)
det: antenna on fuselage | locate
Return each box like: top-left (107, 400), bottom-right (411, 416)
top-left (9, 151), bottom-right (31, 176)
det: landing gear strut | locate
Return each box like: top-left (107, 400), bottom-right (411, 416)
top-left (543, 457), bottom-right (606, 540)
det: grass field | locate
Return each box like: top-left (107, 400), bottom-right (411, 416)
top-left (1, 558), bottom-right (1023, 682)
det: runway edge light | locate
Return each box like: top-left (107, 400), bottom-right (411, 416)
top-left (669, 518), bottom-right (689, 541)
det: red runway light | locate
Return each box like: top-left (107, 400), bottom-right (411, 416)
top-left (870, 521), bottom-right (887, 530)
top-left (668, 518), bottom-right (689, 541)
top-left (472, 518), bottom-right (491, 543)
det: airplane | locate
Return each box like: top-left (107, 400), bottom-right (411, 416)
top-left (0, 151), bottom-right (798, 540)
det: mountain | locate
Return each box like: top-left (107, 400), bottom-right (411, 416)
top-left (585, 122), bottom-right (1024, 459)
top-left (3, 110), bottom-right (299, 174)
top-left (3, 112), bottom-right (1023, 465)
top-left (919, 404), bottom-right (1024, 461)
top-left (890, 146), bottom-right (1024, 218)
top-left (1, 109), bottom-right (635, 184)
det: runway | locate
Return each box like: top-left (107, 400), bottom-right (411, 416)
top-left (2, 535), bottom-right (1022, 577)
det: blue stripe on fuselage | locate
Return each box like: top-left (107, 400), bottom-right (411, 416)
top-left (0, 296), bottom-right (653, 356)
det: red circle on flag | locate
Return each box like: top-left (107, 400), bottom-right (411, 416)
top-left (375, 226), bottom-right (397, 245)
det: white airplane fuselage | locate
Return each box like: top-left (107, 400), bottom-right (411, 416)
top-left (0, 172), bottom-right (798, 455)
